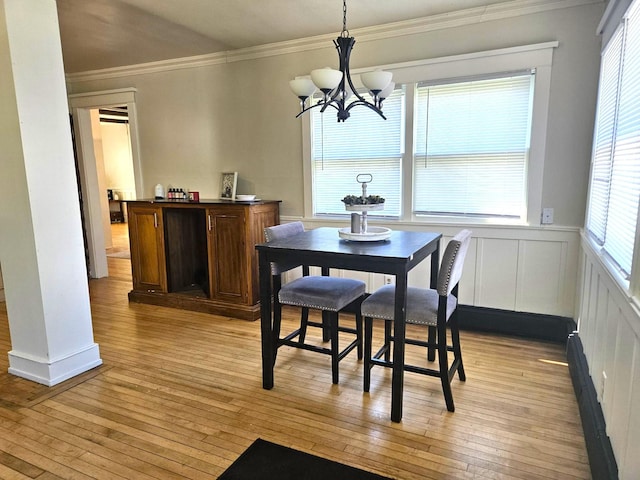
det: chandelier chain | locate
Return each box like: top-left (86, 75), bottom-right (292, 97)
top-left (341, 0), bottom-right (349, 37)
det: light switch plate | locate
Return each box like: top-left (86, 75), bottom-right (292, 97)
top-left (542, 207), bottom-right (554, 224)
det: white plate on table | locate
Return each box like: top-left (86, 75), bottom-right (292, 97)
top-left (338, 226), bottom-right (391, 242)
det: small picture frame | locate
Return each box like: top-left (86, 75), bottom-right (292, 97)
top-left (220, 172), bottom-right (238, 199)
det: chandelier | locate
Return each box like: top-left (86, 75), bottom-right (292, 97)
top-left (289, 0), bottom-right (394, 122)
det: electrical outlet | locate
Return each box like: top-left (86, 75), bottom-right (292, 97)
top-left (542, 207), bottom-right (554, 224)
top-left (384, 275), bottom-right (394, 285)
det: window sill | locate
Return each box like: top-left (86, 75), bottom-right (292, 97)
top-left (296, 214), bottom-right (579, 234)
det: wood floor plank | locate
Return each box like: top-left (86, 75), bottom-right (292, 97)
top-left (0, 242), bottom-right (591, 479)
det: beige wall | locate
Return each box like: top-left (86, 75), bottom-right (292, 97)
top-left (101, 121), bottom-right (136, 200)
top-left (66, 2), bottom-right (604, 224)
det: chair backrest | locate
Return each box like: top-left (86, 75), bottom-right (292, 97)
top-left (264, 221), bottom-right (305, 275)
top-left (436, 229), bottom-right (472, 297)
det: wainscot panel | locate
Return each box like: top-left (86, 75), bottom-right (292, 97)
top-left (577, 233), bottom-right (640, 479)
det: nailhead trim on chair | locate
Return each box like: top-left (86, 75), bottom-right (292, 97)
top-left (279, 277), bottom-right (366, 312)
top-left (437, 229), bottom-right (472, 296)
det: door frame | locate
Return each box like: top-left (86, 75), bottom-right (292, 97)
top-left (68, 88), bottom-right (143, 278)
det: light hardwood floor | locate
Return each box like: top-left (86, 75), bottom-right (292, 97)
top-left (0, 237), bottom-right (590, 479)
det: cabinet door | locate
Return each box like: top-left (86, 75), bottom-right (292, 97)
top-left (246, 203), bottom-right (280, 305)
top-left (207, 208), bottom-right (248, 304)
top-left (128, 205), bottom-right (167, 292)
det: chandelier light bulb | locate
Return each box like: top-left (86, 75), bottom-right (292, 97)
top-left (338, 86), bottom-right (354, 101)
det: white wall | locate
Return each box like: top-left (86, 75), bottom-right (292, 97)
top-left (90, 109), bottom-right (112, 249)
top-left (577, 237), bottom-right (640, 478)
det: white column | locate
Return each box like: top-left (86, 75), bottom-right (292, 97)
top-left (0, 0), bottom-right (102, 385)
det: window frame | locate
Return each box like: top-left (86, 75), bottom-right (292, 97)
top-left (302, 42), bottom-right (557, 225)
top-left (309, 87), bottom-right (406, 218)
top-left (586, 0), bottom-right (640, 294)
top-left (412, 71), bottom-right (535, 220)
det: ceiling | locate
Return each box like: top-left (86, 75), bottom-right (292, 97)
top-left (55, 0), bottom-right (517, 73)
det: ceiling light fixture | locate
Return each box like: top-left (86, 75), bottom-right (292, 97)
top-left (289, 0), bottom-right (394, 122)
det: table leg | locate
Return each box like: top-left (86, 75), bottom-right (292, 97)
top-left (428, 240), bottom-right (440, 362)
top-left (259, 252), bottom-right (274, 389)
top-left (391, 272), bottom-right (408, 423)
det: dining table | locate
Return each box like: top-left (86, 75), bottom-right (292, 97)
top-left (256, 226), bottom-right (442, 423)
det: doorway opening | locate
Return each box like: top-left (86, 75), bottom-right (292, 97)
top-left (69, 88), bottom-right (142, 278)
top-left (98, 106), bottom-right (134, 261)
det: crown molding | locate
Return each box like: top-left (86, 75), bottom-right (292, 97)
top-left (65, 52), bottom-right (229, 83)
top-left (66, 0), bottom-right (602, 83)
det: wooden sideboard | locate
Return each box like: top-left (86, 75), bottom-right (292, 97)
top-left (126, 199), bottom-right (280, 320)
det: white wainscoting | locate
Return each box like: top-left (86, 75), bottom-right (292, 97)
top-left (577, 234), bottom-right (640, 479)
top-left (282, 219), bottom-right (580, 318)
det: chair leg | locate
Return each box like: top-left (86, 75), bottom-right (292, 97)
top-left (437, 322), bottom-right (455, 412)
top-left (330, 311), bottom-right (340, 384)
top-left (322, 311), bottom-right (331, 342)
top-left (364, 316), bottom-right (373, 392)
top-left (427, 325), bottom-right (436, 362)
top-left (384, 321), bottom-right (392, 362)
top-left (272, 275), bottom-right (283, 364)
top-left (450, 311), bottom-right (466, 381)
top-left (272, 300), bottom-right (283, 364)
top-left (355, 310), bottom-right (363, 359)
top-left (299, 307), bottom-right (310, 343)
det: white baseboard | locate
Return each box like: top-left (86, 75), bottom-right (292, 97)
top-left (8, 343), bottom-right (102, 386)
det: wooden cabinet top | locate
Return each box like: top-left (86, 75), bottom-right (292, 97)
top-left (128, 199), bottom-right (281, 208)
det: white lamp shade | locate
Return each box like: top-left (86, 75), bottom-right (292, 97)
top-left (289, 78), bottom-right (317, 98)
top-left (361, 69), bottom-right (392, 92)
top-left (379, 81), bottom-right (395, 100)
top-left (311, 67), bottom-right (343, 90)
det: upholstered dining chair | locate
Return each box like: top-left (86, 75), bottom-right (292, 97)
top-left (361, 229), bottom-right (472, 412)
top-left (264, 222), bottom-right (365, 384)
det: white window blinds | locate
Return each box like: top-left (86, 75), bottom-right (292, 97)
top-left (587, 0), bottom-right (640, 278)
top-left (588, 28), bottom-right (623, 243)
top-left (311, 89), bottom-right (404, 217)
top-left (413, 72), bottom-right (534, 219)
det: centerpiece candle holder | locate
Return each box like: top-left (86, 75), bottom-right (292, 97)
top-left (338, 174), bottom-right (391, 242)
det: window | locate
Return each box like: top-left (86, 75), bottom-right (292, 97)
top-left (311, 89), bottom-right (404, 217)
top-left (586, 0), bottom-right (640, 279)
top-left (414, 72), bottom-right (534, 219)
top-left (303, 42), bottom-right (556, 224)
